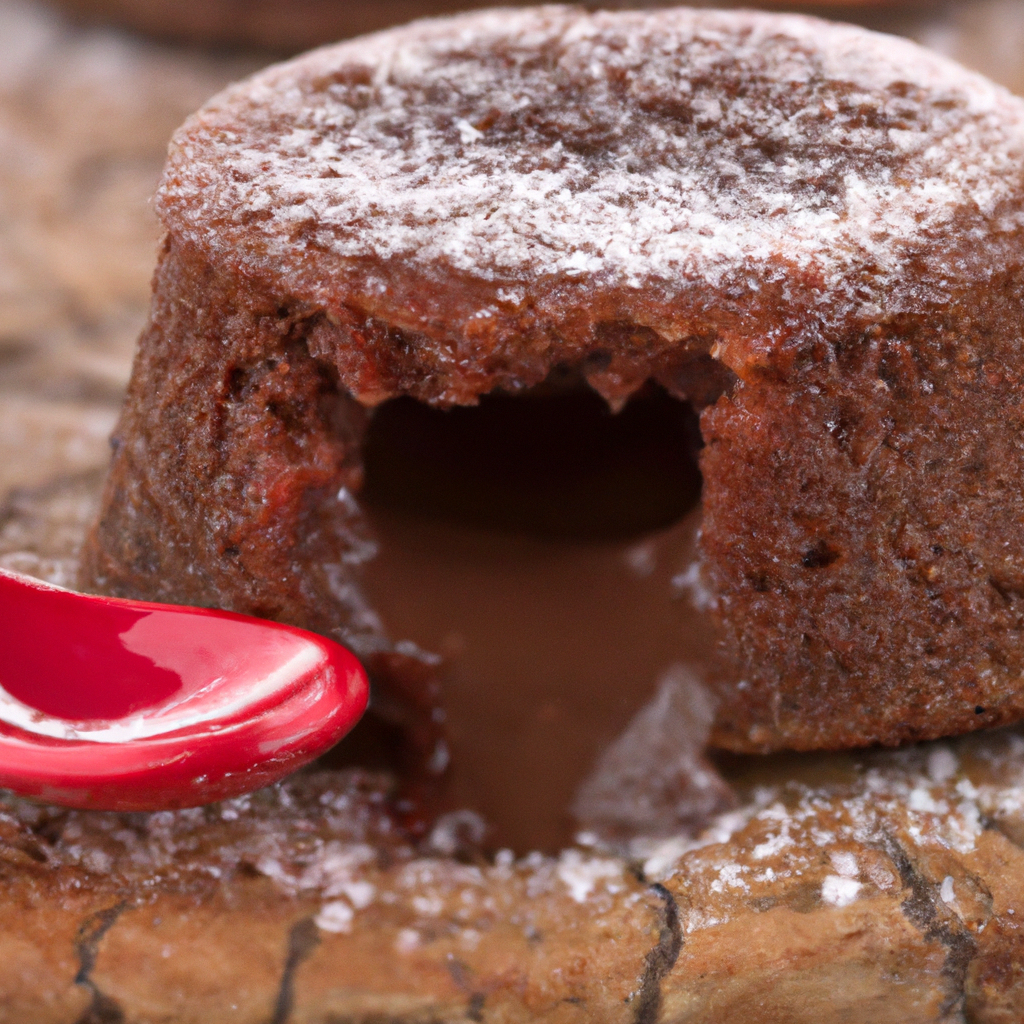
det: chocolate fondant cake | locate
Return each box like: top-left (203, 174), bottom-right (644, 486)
top-left (83, 6), bottom-right (1024, 762)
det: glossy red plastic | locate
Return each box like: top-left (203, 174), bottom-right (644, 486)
top-left (0, 568), bottom-right (368, 810)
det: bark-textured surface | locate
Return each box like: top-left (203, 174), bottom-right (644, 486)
top-left (3, 735), bottom-right (1024, 1022)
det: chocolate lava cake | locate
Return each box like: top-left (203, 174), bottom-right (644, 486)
top-left (82, 6), bottom-right (1024, 763)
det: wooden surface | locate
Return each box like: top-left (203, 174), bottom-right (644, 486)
top-left (4, 736), bottom-right (1024, 1021)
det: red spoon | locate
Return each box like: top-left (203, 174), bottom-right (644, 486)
top-left (0, 568), bottom-right (368, 811)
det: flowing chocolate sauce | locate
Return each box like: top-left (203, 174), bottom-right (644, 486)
top-left (356, 385), bottom-right (718, 852)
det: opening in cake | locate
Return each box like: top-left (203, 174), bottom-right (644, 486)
top-left (352, 377), bottom-right (718, 852)
top-left (361, 381), bottom-right (702, 541)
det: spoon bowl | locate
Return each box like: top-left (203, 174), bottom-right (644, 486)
top-left (0, 569), bottom-right (368, 810)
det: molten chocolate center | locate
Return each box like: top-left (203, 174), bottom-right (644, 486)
top-left (357, 384), bottom-right (715, 852)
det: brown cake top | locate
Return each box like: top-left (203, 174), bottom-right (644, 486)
top-left (159, 6), bottom-right (1024, 343)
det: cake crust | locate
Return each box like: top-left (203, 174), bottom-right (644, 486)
top-left (84, 6), bottom-right (1024, 751)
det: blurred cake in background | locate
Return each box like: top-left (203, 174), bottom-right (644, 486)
top-left (48, 0), bottom-right (931, 52)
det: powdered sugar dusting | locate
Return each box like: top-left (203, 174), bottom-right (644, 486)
top-left (556, 848), bottom-right (623, 903)
top-left (821, 874), bottom-right (861, 908)
top-left (161, 6), bottom-right (1024, 321)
